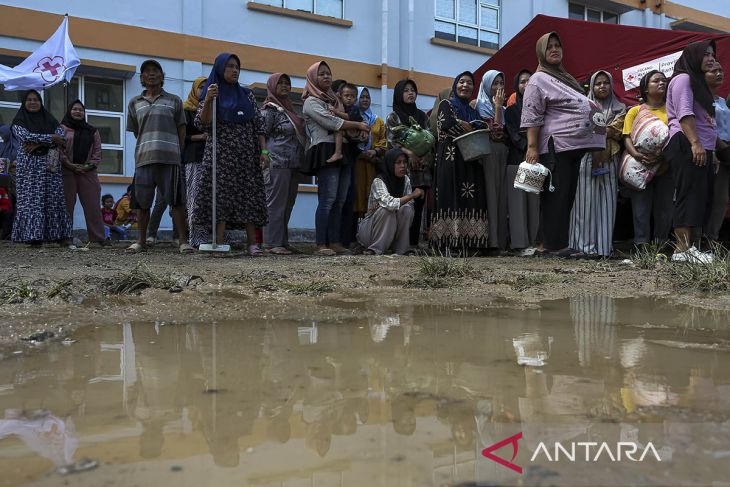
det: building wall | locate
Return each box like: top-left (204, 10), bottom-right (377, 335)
top-left (1, 0), bottom-right (727, 234)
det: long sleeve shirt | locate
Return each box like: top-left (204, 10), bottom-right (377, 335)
top-left (302, 97), bottom-right (344, 149)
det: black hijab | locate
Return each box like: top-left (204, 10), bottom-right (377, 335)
top-left (61, 100), bottom-right (97, 164)
top-left (504, 70), bottom-right (532, 148)
top-left (672, 40), bottom-right (716, 116)
top-left (11, 90), bottom-right (59, 135)
top-left (377, 148), bottom-right (407, 198)
top-left (392, 79), bottom-right (428, 128)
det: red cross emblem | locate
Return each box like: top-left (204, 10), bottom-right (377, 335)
top-left (33, 56), bottom-right (66, 84)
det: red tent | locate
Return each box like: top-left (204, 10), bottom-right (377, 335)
top-left (474, 15), bottom-right (730, 104)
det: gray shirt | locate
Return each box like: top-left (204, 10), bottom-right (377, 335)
top-left (302, 97), bottom-right (344, 150)
top-left (127, 90), bottom-right (186, 168)
top-left (261, 105), bottom-right (304, 169)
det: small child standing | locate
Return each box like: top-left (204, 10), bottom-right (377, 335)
top-left (101, 194), bottom-right (127, 240)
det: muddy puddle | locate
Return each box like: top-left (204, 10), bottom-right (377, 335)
top-left (0, 297), bottom-right (729, 487)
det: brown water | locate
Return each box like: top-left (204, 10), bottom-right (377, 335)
top-left (0, 297), bottom-right (729, 487)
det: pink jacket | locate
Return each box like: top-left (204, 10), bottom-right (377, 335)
top-left (60, 125), bottom-right (102, 170)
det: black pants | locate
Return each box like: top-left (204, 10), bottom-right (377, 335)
top-left (663, 132), bottom-right (714, 228)
top-left (539, 143), bottom-right (585, 251)
top-left (409, 186), bottom-right (427, 245)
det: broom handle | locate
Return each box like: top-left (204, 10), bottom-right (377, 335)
top-left (212, 97), bottom-right (217, 248)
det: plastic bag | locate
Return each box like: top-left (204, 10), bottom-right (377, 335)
top-left (391, 116), bottom-right (435, 157)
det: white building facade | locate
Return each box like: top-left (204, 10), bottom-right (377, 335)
top-left (1, 0), bottom-right (727, 233)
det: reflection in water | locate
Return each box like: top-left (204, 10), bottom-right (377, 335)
top-left (0, 298), bottom-right (728, 486)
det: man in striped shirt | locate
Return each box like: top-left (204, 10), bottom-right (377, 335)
top-left (126, 59), bottom-right (193, 253)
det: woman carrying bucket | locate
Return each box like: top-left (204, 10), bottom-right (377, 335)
top-left (430, 71), bottom-right (489, 251)
top-left (520, 32), bottom-right (606, 257)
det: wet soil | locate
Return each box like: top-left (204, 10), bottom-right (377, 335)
top-left (1, 242), bottom-right (729, 353)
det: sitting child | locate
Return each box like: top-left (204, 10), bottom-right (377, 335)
top-left (113, 184), bottom-right (137, 231)
top-left (328, 83), bottom-right (368, 163)
top-left (101, 194), bottom-right (128, 240)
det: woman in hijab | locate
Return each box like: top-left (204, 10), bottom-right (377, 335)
top-left (429, 88), bottom-right (452, 136)
top-left (261, 72), bottom-right (305, 255)
top-left (430, 71), bottom-right (489, 250)
top-left (356, 148), bottom-right (423, 255)
top-left (386, 79), bottom-right (433, 246)
top-left (0, 124), bottom-right (18, 240)
top-left (60, 100), bottom-right (106, 246)
top-left (521, 32), bottom-right (605, 256)
top-left (569, 71), bottom-right (626, 258)
top-left (194, 53), bottom-right (268, 255)
top-left (622, 70), bottom-right (672, 247)
top-left (301, 60), bottom-right (370, 256)
top-left (182, 76), bottom-right (208, 247)
top-left (504, 69), bottom-right (540, 255)
top-left (705, 62), bottom-right (730, 245)
top-left (663, 40), bottom-right (718, 262)
top-left (11, 89), bottom-right (71, 245)
top-left (352, 87), bottom-right (386, 239)
top-left (476, 70), bottom-right (509, 253)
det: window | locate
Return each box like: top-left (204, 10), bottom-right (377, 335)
top-left (569, 2), bottom-right (619, 23)
top-left (0, 75), bottom-right (125, 175)
top-left (253, 0), bottom-right (344, 18)
top-left (435, 0), bottom-right (500, 50)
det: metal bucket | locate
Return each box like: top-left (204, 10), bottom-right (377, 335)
top-left (454, 129), bottom-right (491, 161)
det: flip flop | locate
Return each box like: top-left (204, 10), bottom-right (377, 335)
top-left (248, 244), bottom-right (264, 256)
top-left (179, 243), bottom-right (195, 254)
top-left (316, 248), bottom-right (336, 256)
top-left (126, 242), bottom-right (146, 253)
top-left (269, 247), bottom-right (293, 255)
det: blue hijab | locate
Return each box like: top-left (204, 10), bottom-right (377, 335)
top-left (200, 53), bottom-right (257, 124)
top-left (448, 71), bottom-right (481, 123)
top-left (358, 87), bottom-right (378, 151)
top-left (0, 124), bottom-right (18, 161)
top-left (475, 70), bottom-right (504, 120)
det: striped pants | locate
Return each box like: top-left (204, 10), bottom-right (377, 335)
top-left (569, 153), bottom-right (619, 257)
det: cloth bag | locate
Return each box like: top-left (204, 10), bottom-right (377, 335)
top-left (619, 106), bottom-right (669, 190)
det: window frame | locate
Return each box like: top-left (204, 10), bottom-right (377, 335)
top-left (253, 0), bottom-right (345, 19)
top-left (568, 2), bottom-right (620, 23)
top-left (434, 0), bottom-right (501, 50)
top-left (0, 75), bottom-right (126, 176)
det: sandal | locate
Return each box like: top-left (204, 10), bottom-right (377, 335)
top-left (179, 243), bottom-right (195, 254)
top-left (269, 246), bottom-right (292, 255)
top-left (126, 242), bottom-right (146, 253)
top-left (248, 244), bottom-right (264, 256)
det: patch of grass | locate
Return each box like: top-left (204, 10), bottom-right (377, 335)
top-left (0, 275), bottom-right (38, 304)
top-left (278, 280), bottom-right (334, 295)
top-left (666, 242), bottom-right (730, 292)
top-left (513, 273), bottom-right (566, 291)
top-left (408, 251), bottom-right (472, 288)
top-left (47, 279), bottom-right (74, 300)
top-left (103, 264), bottom-right (177, 295)
top-left (630, 242), bottom-right (668, 270)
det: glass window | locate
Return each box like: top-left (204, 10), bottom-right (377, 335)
top-left (286, 0), bottom-right (313, 12)
top-left (0, 106), bottom-right (18, 126)
top-left (480, 5), bottom-right (498, 29)
top-left (587, 9), bottom-right (601, 22)
top-left (459, 0), bottom-right (477, 24)
top-left (43, 78), bottom-right (80, 121)
top-left (603, 11), bottom-right (618, 23)
top-left (479, 30), bottom-right (499, 50)
top-left (84, 77), bottom-right (124, 112)
top-left (569, 2), bottom-right (584, 20)
top-left (436, 0), bottom-right (455, 19)
top-left (255, 0), bottom-right (283, 5)
top-left (0, 86), bottom-right (22, 104)
top-left (457, 25), bottom-right (478, 46)
top-left (435, 20), bottom-right (457, 41)
top-left (98, 149), bottom-right (123, 175)
top-left (315, 0), bottom-right (342, 17)
top-left (87, 115), bottom-right (121, 145)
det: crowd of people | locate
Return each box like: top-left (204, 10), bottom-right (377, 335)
top-left (0, 32), bottom-right (728, 261)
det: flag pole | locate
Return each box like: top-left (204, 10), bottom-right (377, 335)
top-left (63, 14), bottom-right (69, 113)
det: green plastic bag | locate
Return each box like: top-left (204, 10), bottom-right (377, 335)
top-left (391, 116), bottom-right (435, 157)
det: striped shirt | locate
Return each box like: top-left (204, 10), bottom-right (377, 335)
top-left (127, 90), bottom-right (186, 167)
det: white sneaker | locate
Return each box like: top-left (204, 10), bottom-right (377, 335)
top-left (671, 246), bottom-right (713, 264)
top-left (519, 247), bottom-right (538, 257)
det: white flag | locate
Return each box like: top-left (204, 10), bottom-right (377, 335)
top-left (0, 16), bottom-right (80, 91)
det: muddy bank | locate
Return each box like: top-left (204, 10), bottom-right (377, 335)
top-left (1, 241), bottom-right (728, 351)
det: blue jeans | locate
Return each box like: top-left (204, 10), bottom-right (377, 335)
top-left (316, 162), bottom-right (351, 245)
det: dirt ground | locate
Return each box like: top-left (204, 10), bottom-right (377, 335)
top-left (1, 241), bottom-right (728, 352)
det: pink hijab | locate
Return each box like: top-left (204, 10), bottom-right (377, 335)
top-left (301, 61), bottom-right (343, 111)
top-left (264, 72), bottom-right (305, 138)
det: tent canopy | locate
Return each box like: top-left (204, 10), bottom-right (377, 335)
top-left (474, 15), bottom-right (730, 104)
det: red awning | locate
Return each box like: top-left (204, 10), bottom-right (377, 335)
top-left (474, 15), bottom-right (730, 104)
